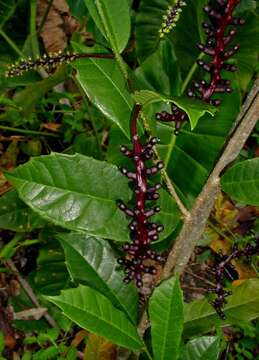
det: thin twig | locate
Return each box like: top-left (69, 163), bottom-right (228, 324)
top-left (183, 269), bottom-right (216, 287)
top-left (0, 125), bottom-right (59, 137)
top-left (140, 112), bottom-right (190, 218)
top-left (5, 260), bottom-right (57, 328)
top-left (38, 0), bottom-right (54, 34)
top-left (161, 169), bottom-right (190, 218)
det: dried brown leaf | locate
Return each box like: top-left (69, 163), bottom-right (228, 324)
top-left (14, 307), bottom-right (47, 321)
top-left (37, 0), bottom-right (79, 53)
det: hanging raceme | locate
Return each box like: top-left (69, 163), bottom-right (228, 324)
top-left (208, 237), bottom-right (259, 319)
top-left (159, 0), bottom-right (187, 38)
top-left (117, 104), bottom-right (164, 288)
top-left (5, 50), bottom-right (114, 77)
top-left (156, 0), bottom-right (244, 134)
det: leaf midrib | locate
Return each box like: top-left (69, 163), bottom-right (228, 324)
top-left (159, 290), bottom-right (179, 359)
top-left (79, 58), bottom-right (132, 111)
top-left (7, 173), bottom-right (120, 206)
top-left (52, 297), bottom-right (141, 347)
top-left (64, 240), bottom-right (135, 322)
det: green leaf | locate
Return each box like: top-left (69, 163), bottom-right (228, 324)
top-left (152, 188), bottom-right (180, 241)
top-left (57, 232), bottom-right (138, 323)
top-left (0, 189), bottom-right (44, 232)
top-left (47, 285), bottom-right (143, 350)
top-left (234, 11), bottom-right (259, 91)
top-left (134, 39), bottom-right (182, 97)
top-left (168, 0), bottom-right (206, 79)
top-left (73, 57), bottom-right (133, 138)
top-left (181, 336), bottom-right (220, 360)
top-left (149, 276), bottom-right (184, 360)
top-left (5, 153), bottom-right (131, 242)
top-left (184, 279), bottom-right (259, 337)
top-left (0, 0), bottom-right (17, 28)
top-left (33, 236), bottom-right (69, 295)
top-left (136, 0), bottom-right (175, 62)
top-left (67, 0), bottom-right (87, 19)
top-left (83, 0), bottom-right (131, 53)
top-left (221, 158), bottom-right (259, 206)
top-left (13, 67), bottom-right (70, 118)
top-left (156, 88), bottom-right (241, 208)
top-left (134, 90), bottom-right (216, 130)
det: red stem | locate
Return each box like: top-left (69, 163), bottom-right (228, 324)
top-left (202, 0), bottom-right (239, 101)
top-left (130, 104), bottom-right (149, 246)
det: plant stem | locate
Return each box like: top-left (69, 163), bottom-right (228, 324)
top-left (5, 260), bottom-right (57, 327)
top-left (38, 0), bottom-right (54, 34)
top-left (0, 125), bottom-right (59, 138)
top-left (144, 348), bottom-right (153, 360)
top-left (181, 53), bottom-right (204, 94)
top-left (141, 112), bottom-right (190, 218)
top-left (164, 132), bottom-right (176, 169)
top-left (161, 170), bottom-right (190, 218)
top-left (0, 1), bottom-right (19, 31)
top-left (95, 0), bottom-right (129, 81)
top-left (30, 0), bottom-right (40, 58)
top-left (0, 29), bottom-right (23, 57)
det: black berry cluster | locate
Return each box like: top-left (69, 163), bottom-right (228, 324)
top-left (208, 237), bottom-right (259, 319)
top-left (117, 104), bottom-right (164, 288)
top-left (5, 51), bottom-right (113, 77)
top-left (156, 0), bottom-right (244, 134)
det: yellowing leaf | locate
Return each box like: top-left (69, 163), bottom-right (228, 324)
top-left (84, 334), bottom-right (116, 360)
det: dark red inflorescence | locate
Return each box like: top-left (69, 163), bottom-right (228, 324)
top-left (208, 237), bottom-right (259, 319)
top-left (117, 104), bottom-right (164, 288)
top-left (156, 0), bottom-right (244, 134)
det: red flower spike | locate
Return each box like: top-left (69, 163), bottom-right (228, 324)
top-left (117, 104), bottom-right (164, 287)
top-left (156, 0), bottom-right (244, 134)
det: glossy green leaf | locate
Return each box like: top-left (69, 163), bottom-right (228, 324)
top-left (134, 39), bottom-right (182, 97)
top-left (47, 285), bottom-right (143, 350)
top-left (167, 0), bottom-right (206, 79)
top-left (83, 0), bottom-right (131, 53)
top-left (184, 279), bottom-right (259, 337)
top-left (234, 11), bottom-right (259, 91)
top-left (57, 232), bottom-right (138, 323)
top-left (134, 89), bottom-right (216, 130)
top-left (0, 189), bottom-right (44, 232)
top-left (74, 58), bottom-right (133, 138)
top-left (156, 88), bottom-right (241, 208)
top-left (5, 153), bottom-right (131, 242)
top-left (221, 158), bottom-right (259, 206)
top-left (149, 276), bottom-right (184, 360)
top-left (181, 336), bottom-right (220, 360)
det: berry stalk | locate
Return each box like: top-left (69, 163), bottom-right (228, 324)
top-left (117, 104), bottom-right (164, 287)
top-left (156, 0), bottom-right (244, 133)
